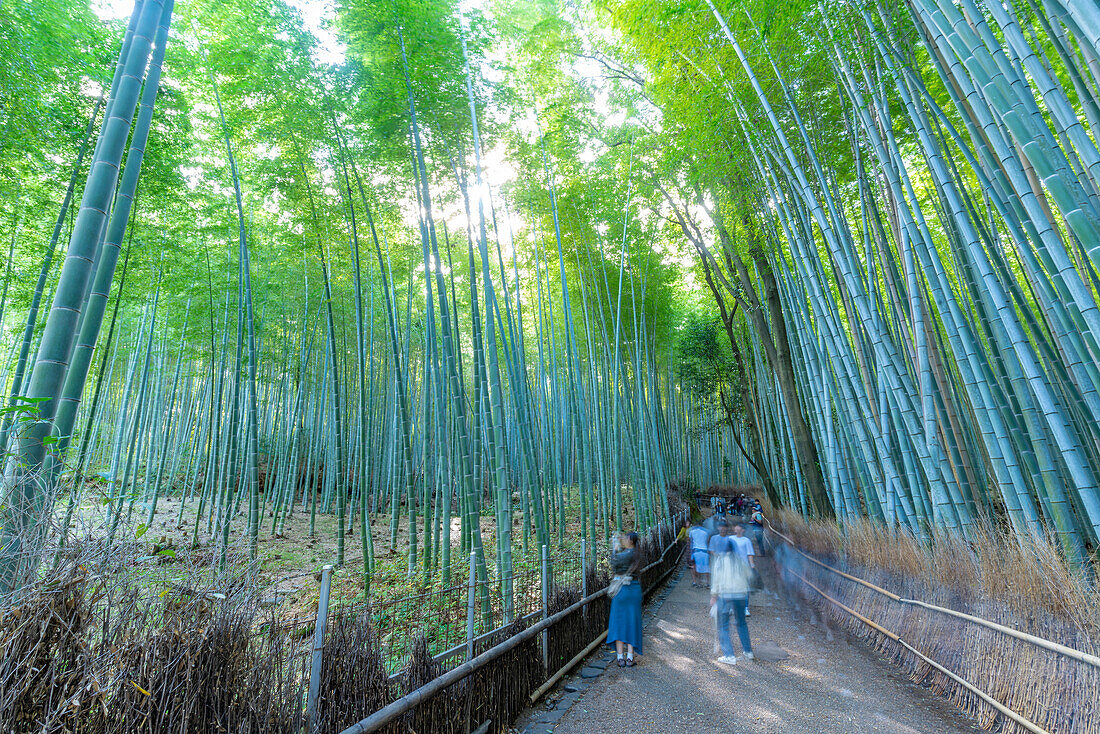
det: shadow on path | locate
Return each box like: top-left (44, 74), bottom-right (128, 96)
top-left (519, 557), bottom-right (982, 734)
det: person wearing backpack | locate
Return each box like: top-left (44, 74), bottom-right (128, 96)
top-left (750, 505), bottom-right (766, 555)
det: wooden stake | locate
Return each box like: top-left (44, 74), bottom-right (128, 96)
top-left (306, 564), bottom-right (334, 733)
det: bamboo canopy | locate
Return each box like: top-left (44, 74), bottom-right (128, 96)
top-left (0, 0), bottom-right (1096, 597)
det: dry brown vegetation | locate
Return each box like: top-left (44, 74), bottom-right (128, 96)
top-left (769, 508), bottom-right (1100, 733)
top-left (772, 508), bottom-right (1100, 633)
top-left (0, 515), bottom-right (683, 734)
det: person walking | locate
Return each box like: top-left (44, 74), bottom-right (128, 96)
top-left (749, 503), bottom-right (766, 554)
top-left (702, 509), bottom-right (719, 536)
top-left (607, 531), bottom-right (643, 667)
top-left (710, 525), bottom-right (754, 666)
top-left (730, 522), bottom-right (756, 616)
top-left (707, 520), bottom-right (734, 654)
top-left (687, 519), bottom-right (710, 587)
top-left (730, 522), bottom-right (755, 569)
top-left (708, 518), bottom-right (734, 557)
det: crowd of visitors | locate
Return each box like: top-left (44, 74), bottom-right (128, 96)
top-left (711, 492), bottom-right (765, 518)
top-left (606, 493), bottom-right (767, 669)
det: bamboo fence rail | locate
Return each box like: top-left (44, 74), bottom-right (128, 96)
top-left (337, 518), bottom-right (687, 734)
top-left (0, 516), bottom-right (686, 734)
top-left (771, 525), bottom-right (1100, 734)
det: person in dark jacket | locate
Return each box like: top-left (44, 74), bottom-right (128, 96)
top-left (607, 531), bottom-right (643, 667)
top-left (750, 504), bottom-right (766, 553)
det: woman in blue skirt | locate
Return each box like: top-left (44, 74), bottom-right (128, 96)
top-left (607, 531), bottom-right (643, 667)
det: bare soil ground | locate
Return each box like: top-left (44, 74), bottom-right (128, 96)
top-left (64, 484), bottom-right (643, 624)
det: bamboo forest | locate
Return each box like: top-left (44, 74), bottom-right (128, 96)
top-left (2, 0), bottom-right (1100, 732)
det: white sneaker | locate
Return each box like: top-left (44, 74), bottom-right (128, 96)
top-left (746, 609), bottom-right (751, 617)
top-left (744, 652), bottom-right (754, 660)
top-left (717, 655), bottom-right (738, 665)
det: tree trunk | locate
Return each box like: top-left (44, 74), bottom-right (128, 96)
top-left (724, 327), bottom-right (781, 506)
top-left (750, 246), bottom-right (833, 517)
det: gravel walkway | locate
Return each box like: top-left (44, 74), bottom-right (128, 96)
top-left (517, 558), bottom-right (983, 734)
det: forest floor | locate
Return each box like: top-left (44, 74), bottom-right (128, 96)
top-left (63, 482), bottom-right (640, 626)
top-left (516, 553), bottom-right (982, 734)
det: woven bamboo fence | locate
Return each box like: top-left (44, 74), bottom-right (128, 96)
top-left (771, 527), bottom-right (1100, 734)
top-left (0, 520), bottom-right (685, 734)
top-left (336, 519), bottom-right (686, 734)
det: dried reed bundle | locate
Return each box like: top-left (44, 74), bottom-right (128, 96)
top-left (546, 587), bottom-right (585, 674)
top-left (317, 608), bottom-right (394, 732)
top-left (465, 619), bottom-right (541, 734)
top-left (0, 562), bottom-right (305, 734)
top-left (402, 634), bottom-right (459, 733)
top-left (0, 566), bottom-right (95, 734)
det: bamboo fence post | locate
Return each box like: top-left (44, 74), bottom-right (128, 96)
top-left (463, 549), bottom-right (477, 734)
top-left (580, 539), bottom-right (589, 620)
top-left (541, 544), bottom-right (549, 679)
top-left (465, 550), bottom-right (477, 661)
top-left (306, 564), bottom-right (334, 733)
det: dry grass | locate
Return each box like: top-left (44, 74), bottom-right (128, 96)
top-left (771, 509), bottom-right (1100, 733)
top-left (0, 512), bottom-right (685, 734)
top-left (773, 509), bottom-right (1100, 632)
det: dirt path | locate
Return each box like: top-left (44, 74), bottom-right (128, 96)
top-left (519, 560), bottom-right (982, 734)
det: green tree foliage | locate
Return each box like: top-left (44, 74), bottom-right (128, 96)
top-left (678, 315), bottom-right (742, 421)
top-left (5, 0), bottom-right (1096, 591)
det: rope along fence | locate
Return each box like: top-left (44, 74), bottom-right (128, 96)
top-left (768, 524), bottom-right (1100, 734)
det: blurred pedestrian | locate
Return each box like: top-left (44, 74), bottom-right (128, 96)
top-left (688, 519), bottom-right (710, 587)
top-left (608, 531), bottom-right (643, 667)
top-left (750, 504), bottom-right (766, 553)
top-left (676, 517), bottom-right (689, 544)
top-left (731, 522), bottom-right (756, 616)
top-left (710, 533), bottom-right (754, 666)
top-left (730, 522), bottom-right (755, 569)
